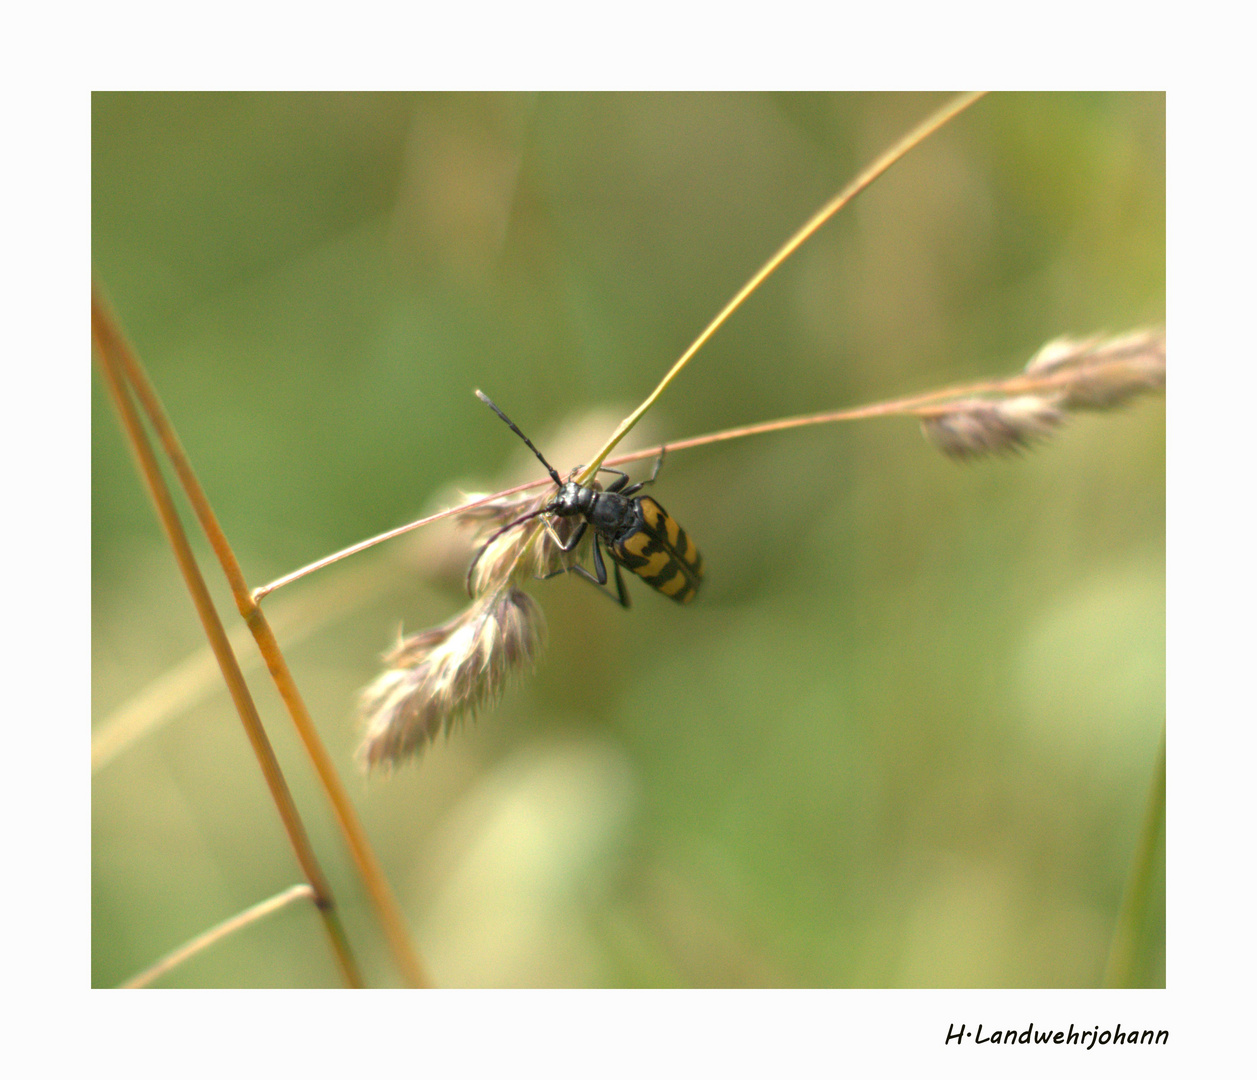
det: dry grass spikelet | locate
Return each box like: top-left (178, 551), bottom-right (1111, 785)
top-left (463, 486), bottom-right (588, 598)
top-left (358, 476), bottom-right (595, 768)
top-left (920, 394), bottom-right (1066, 460)
top-left (358, 585), bottom-right (545, 768)
top-left (920, 328), bottom-right (1164, 460)
top-left (1024, 328), bottom-right (1165, 410)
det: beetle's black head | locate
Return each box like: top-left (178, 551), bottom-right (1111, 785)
top-left (547, 481), bottom-right (593, 517)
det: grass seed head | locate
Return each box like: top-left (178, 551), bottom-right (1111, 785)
top-left (921, 328), bottom-right (1164, 460)
top-left (1025, 329), bottom-right (1165, 410)
top-left (464, 486), bottom-right (588, 598)
top-left (920, 394), bottom-right (1066, 460)
top-left (357, 585), bottom-right (546, 768)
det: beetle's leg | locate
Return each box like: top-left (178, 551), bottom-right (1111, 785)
top-left (591, 539), bottom-right (631, 608)
top-left (595, 467), bottom-right (630, 493)
top-left (646, 446), bottom-right (666, 484)
top-left (612, 560), bottom-right (631, 608)
top-left (539, 533), bottom-right (631, 609)
top-left (569, 539), bottom-right (631, 608)
top-left (557, 519), bottom-right (587, 553)
top-left (567, 564), bottom-right (630, 607)
top-left (589, 533), bottom-right (609, 584)
top-left (537, 519), bottom-right (588, 580)
top-left (620, 448), bottom-right (666, 498)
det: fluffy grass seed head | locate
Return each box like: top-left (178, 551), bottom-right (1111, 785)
top-left (358, 457), bottom-right (600, 768)
top-left (358, 585), bottom-right (545, 768)
top-left (463, 484), bottom-right (589, 598)
top-left (1024, 328), bottom-right (1165, 410)
top-left (920, 394), bottom-right (1066, 460)
top-left (920, 328), bottom-right (1164, 460)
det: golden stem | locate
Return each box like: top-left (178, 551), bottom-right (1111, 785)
top-left (92, 301), bottom-right (363, 988)
top-left (576, 91), bottom-right (987, 483)
top-left (94, 286), bottom-right (429, 988)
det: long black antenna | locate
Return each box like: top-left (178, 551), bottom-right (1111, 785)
top-left (475, 390), bottom-right (563, 486)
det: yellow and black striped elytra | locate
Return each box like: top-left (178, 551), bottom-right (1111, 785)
top-left (468, 391), bottom-right (703, 607)
top-left (611, 495), bottom-right (702, 604)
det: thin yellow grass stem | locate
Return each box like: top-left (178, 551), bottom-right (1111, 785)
top-left (576, 91), bottom-right (987, 484)
top-left (253, 478), bottom-right (546, 601)
top-left (252, 356), bottom-right (1134, 600)
top-left (93, 287), bottom-right (428, 988)
top-left (121, 884), bottom-right (317, 988)
top-left (92, 312), bottom-right (363, 989)
top-left (598, 366), bottom-right (1112, 466)
top-left (252, 94), bottom-right (986, 602)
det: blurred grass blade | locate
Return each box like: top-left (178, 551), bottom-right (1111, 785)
top-left (93, 559), bottom-right (397, 773)
top-left (122, 885), bottom-right (316, 988)
top-left (1103, 728), bottom-right (1166, 987)
top-left (92, 290), bottom-right (364, 987)
top-left (94, 285), bottom-right (429, 988)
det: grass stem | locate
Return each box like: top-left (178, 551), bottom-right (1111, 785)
top-left (122, 885), bottom-right (316, 988)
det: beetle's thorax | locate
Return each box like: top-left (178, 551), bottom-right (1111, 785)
top-left (548, 481), bottom-right (636, 535)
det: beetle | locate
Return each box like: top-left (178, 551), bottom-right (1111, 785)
top-left (466, 390), bottom-right (703, 607)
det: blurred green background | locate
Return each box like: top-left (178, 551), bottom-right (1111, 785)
top-left (92, 93), bottom-right (1164, 988)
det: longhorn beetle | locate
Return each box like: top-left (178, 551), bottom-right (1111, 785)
top-left (466, 390), bottom-right (703, 607)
